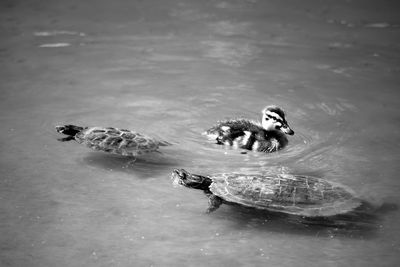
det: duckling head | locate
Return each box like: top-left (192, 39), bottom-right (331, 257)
top-left (261, 105), bottom-right (294, 135)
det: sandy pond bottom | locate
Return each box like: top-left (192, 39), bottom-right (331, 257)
top-left (1, 0), bottom-right (400, 266)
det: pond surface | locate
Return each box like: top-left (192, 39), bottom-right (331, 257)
top-left (1, 0), bottom-right (400, 266)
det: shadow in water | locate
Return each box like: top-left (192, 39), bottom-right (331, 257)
top-left (211, 201), bottom-right (398, 239)
top-left (80, 152), bottom-right (179, 178)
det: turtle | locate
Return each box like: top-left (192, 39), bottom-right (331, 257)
top-left (171, 169), bottom-right (362, 217)
top-left (56, 124), bottom-right (170, 157)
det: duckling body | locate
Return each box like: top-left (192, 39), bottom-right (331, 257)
top-left (204, 106), bottom-right (294, 153)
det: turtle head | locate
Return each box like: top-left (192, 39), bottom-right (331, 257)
top-left (171, 169), bottom-right (211, 191)
top-left (261, 105), bottom-right (294, 135)
top-left (55, 125), bottom-right (83, 136)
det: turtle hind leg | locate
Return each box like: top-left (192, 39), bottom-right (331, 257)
top-left (206, 194), bottom-right (223, 213)
top-left (158, 140), bottom-right (172, 146)
top-left (122, 156), bottom-right (137, 168)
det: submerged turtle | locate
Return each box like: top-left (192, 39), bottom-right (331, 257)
top-left (56, 124), bottom-right (170, 157)
top-left (171, 169), bottom-right (362, 217)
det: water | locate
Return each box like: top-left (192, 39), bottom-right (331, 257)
top-left (1, 0), bottom-right (400, 266)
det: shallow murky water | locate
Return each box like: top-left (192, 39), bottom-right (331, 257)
top-left (1, 0), bottom-right (400, 266)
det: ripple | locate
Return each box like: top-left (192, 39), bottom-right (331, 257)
top-left (39, 43), bottom-right (71, 48)
top-left (202, 40), bottom-right (261, 67)
top-left (209, 21), bottom-right (254, 37)
top-left (34, 30), bottom-right (86, 36)
top-left (304, 99), bottom-right (358, 116)
top-left (364, 22), bottom-right (392, 28)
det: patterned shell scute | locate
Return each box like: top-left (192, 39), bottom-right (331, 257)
top-left (75, 127), bottom-right (160, 156)
top-left (209, 173), bottom-right (361, 217)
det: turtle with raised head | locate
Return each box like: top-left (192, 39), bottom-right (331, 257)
top-left (56, 124), bottom-right (170, 157)
top-left (171, 169), bottom-right (362, 217)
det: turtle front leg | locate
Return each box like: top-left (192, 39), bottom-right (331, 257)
top-left (206, 194), bottom-right (223, 213)
top-left (57, 136), bottom-right (75, 142)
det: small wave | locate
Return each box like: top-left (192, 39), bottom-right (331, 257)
top-left (202, 40), bottom-right (262, 67)
top-left (305, 100), bottom-right (357, 116)
top-left (364, 22), bottom-right (391, 28)
top-left (39, 43), bottom-right (71, 48)
top-left (34, 30), bottom-right (86, 36)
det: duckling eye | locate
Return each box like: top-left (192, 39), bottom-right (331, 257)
top-left (265, 115), bottom-right (274, 121)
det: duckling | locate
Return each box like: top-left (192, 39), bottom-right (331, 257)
top-left (204, 105), bottom-right (294, 152)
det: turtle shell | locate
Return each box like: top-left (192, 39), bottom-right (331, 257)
top-left (75, 127), bottom-right (161, 156)
top-left (208, 173), bottom-right (361, 217)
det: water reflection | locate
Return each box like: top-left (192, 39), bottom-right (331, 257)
top-left (80, 152), bottom-right (179, 178)
top-left (206, 201), bottom-right (398, 240)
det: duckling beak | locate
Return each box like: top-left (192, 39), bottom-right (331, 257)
top-left (282, 125), bottom-right (294, 135)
